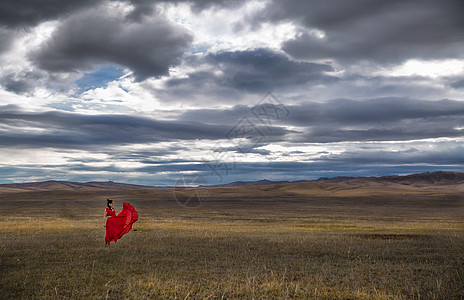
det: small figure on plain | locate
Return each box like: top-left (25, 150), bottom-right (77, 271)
top-left (104, 198), bottom-right (138, 247)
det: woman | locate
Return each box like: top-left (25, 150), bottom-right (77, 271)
top-left (104, 199), bottom-right (138, 246)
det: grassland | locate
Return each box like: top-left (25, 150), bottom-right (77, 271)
top-left (0, 184), bottom-right (463, 299)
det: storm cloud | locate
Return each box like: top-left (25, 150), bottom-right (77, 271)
top-left (252, 0), bottom-right (464, 64)
top-left (180, 97), bottom-right (464, 142)
top-left (0, 0), bottom-right (463, 184)
top-left (0, 0), bottom-right (99, 27)
top-left (30, 6), bottom-right (193, 81)
top-left (0, 106), bottom-right (291, 149)
top-left (165, 48), bottom-right (337, 95)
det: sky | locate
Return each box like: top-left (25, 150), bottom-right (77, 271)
top-left (0, 0), bottom-right (463, 186)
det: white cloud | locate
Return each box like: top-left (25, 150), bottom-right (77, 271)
top-left (163, 0), bottom-right (297, 54)
top-left (385, 59), bottom-right (464, 78)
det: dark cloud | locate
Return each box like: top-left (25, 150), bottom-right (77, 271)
top-left (206, 48), bottom-right (337, 91)
top-left (0, 69), bottom-right (78, 94)
top-left (286, 98), bottom-right (464, 126)
top-left (0, 0), bottom-right (100, 27)
top-left (1, 74), bottom-right (37, 94)
top-left (296, 124), bottom-right (463, 143)
top-left (184, 0), bottom-right (247, 11)
top-left (30, 7), bottom-right (193, 81)
top-left (0, 0), bottom-right (248, 27)
top-left (318, 144), bottom-right (464, 166)
top-left (0, 70), bottom-right (45, 94)
top-left (137, 151), bottom-right (464, 184)
top-left (178, 105), bottom-right (251, 124)
top-left (2, 145), bottom-right (463, 185)
top-left (111, 149), bottom-right (187, 161)
top-left (324, 73), bottom-right (450, 100)
top-left (165, 48), bottom-right (337, 94)
top-left (0, 28), bottom-right (16, 52)
top-left (211, 144), bottom-right (271, 156)
top-left (1, 0), bottom-right (463, 185)
top-left (126, 0), bottom-right (247, 21)
top-left (0, 106), bottom-right (291, 149)
top-left (181, 97), bottom-right (464, 125)
top-left (252, 0), bottom-right (464, 64)
top-left (180, 97), bottom-right (464, 142)
top-left (450, 78), bottom-right (464, 89)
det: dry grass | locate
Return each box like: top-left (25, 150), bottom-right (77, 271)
top-left (0, 185), bottom-right (463, 299)
top-left (1, 213), bottom-right (463, 299)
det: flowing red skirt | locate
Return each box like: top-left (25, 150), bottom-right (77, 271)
top-left (105, 202), bottom-right (138, 244)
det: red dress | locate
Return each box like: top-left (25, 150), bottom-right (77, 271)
top-left (105, 202), bottom-right (138, 244)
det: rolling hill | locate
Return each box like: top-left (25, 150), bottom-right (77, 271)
top-left (0, 171), bottom-right (463, 197)
top-left (0, 180), bottom-right (159, 194)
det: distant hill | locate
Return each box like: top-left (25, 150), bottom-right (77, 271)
top-left (315, 171), bottom-right (464, 185)
top-left (211, 179), bottom-right (290, 187)
top-left (379, 171), bottom-right (464, 185)
top-left (0, 171), bottom-right (463, 194)
top-left (0, 180), bottom-right (158, 194)
top-left (212, 171), bottom-right (464, 187)
top-left (275, 171), bottom-right (464, 198)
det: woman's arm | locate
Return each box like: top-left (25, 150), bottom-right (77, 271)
top-left (103, 209), bottom-right (107, 227)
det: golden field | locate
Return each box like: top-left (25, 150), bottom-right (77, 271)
top-left (0, 176), bottom-right (463, 299)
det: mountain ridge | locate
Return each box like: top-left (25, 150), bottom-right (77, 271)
top-left (0, 180), bottom-right (160, 193)
top-left (213, 171), bottom-right (464, 187)
top-left (0, 171), bottom-right (463, 193)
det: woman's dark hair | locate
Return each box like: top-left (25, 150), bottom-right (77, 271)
top-left (107, 199), bottom-right (113, 209)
